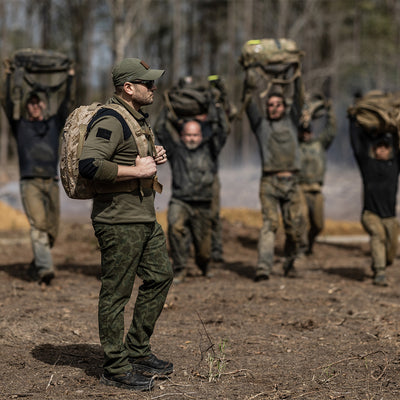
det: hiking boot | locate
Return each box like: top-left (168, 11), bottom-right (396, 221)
top-left (38, 270), bottom-right (55, 285)
top-left (100, 371), bottom-right (154, 391)
top-left (130, 354), bottom-right (173, 376)
top-left (212, 255), bottom-right (224, 263)
top-left (173, 269), bottom-right (186, 284)
top-left (200, 265), bottom-right (213, 278)
top-left (254, 273), bottom-right (269, 282)
top-left (373, 272), bottom-right (388, 287)
top-left (283, 259), bottom-right (297, 278)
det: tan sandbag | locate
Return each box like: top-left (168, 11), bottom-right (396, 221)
top-left (347, 90), bottom-right (400, 134)
top-left (3, 48), bottom-right (72, 120)
top-left (239, 39), bottom-right (304, 68)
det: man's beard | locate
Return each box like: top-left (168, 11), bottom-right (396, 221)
top-left (185, 142), bottom-right (200, 150)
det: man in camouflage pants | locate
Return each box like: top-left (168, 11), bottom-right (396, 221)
top-left (349, 114), bottom-right (399, 286)
top-left (298, 104), bottom-right (336, 255)
top-left (79, 58), bottom-right (173, 391)
top-left (155, 102), bottom-right (229, 283)
top-left (245, 77), bottom-right (306, 280)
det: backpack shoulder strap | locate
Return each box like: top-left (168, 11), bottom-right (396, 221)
top-left (87, 106), bottom-right (131, 140)
top-left (104, 104), bottom-right (155, 157)
top-left (90, 103), bottom-right (154, 158)
top-left (87, 103), bottom-right (162, 194)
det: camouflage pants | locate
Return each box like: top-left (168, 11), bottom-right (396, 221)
top-left (168, 198), bottom-right (212, 275)
top-left (257, 175), bottom-right (306, 276)
top-left (300, 189), bottom-right (324, 254)
top-left (361, 210), bottom-right (398, 273)
top-left (20, 178), bottom-right (59, 275)
top-left (93, 221), bottom-right (173, 375)
top-left (211, 175), bottom-right (223, 261)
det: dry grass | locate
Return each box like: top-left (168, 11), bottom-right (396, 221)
top-left (157, 207), bottom-right (365, 236)
top-left (0, 201), bottom-right (363, 236)
top-left (0, 201), bottom-right (29, 231)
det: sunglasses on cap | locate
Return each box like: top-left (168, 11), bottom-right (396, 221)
top-left (130, 80), bottom-right (155, 89)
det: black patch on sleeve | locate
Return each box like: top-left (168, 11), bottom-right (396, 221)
top-left (88, 108), bottom-right (133, 141)
top-left (96, 127), bottom-right (112, 140)
top-left (79, 158), bottom-right (98, 179)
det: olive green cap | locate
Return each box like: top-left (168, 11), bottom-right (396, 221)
top-left (112, 58), bottom-right (165, 86)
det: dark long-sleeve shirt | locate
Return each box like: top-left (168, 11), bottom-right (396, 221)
top-left (155, 107), bottom-right (228, 203)
top-left (349, 116), bottom-right (400, 218)
top-left (245, 78), bottom-right (303, 173)
top-left (4, 74), bottom-right (73, 179)
top-left (299, 110), bottom-right (336, 186)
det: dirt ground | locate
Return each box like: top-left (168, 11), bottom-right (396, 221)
top-left (0, 209), bottom-right (399, 400)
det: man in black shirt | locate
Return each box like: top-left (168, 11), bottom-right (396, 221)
top-left (3, 69), bottom-right (74, 284)
top-left (349, 116), bottom-right (399, 286)
top-left (155, 104), bottom-right (228, 283)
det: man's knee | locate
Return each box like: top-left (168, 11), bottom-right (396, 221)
top-left (31, 228), bottom-right (50, 247)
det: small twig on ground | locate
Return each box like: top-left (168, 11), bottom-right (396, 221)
top-left (53, 354), bottom-right (61, 367)
top-left (151, 392), bottom-right (197, 399)
top-left (160, 377), bottom-right (194, 388)
top-left (45, 374), bottom-right (54, 390)
top-left (248, 392), bottom-right (269, 399)
top-left (370, 352), bottom-right (389, 381)
top-left (220, 368), bottom-right (253, 378)
top-left (291, 390), bottom-right (322, 399)
top-left (371, 365), bottom-right (388, 381)
top-left (330, 317), bottom-right (346, 326)
top-left (196, 311), bottom-right (215, 357)
top-left (315, 350), bottom-right (386, 370)
top-left (153, 376), bottom-right (196, 399)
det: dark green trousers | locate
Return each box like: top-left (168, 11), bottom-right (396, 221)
top-left (93, 221), bottom-right (173, 375)
top-left (210, 175), bottom-right (223, 261)
top-left (258, 175), bottom-right (306, 276)
top-left (167, 198), bottom-right (212, 275)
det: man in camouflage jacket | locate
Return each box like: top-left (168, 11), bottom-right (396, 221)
top-left (298, 105), bottom-right (336, 254)
top-left (245, 77), bottom-right (306, 280)
top-left (155, 101), bottom-right (229, 283)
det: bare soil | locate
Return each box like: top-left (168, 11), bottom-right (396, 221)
top-left (0, 214), bottom-right (399, 400)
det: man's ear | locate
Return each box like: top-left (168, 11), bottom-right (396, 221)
top-left (123, 82), bottom-right (134, 95)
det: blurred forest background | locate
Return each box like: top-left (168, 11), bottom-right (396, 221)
top-left (1, 0), bottom-right (400, 176)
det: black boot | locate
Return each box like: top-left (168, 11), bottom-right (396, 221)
top-left (283, 258), bottom-right (297, 278)
top-left (100, 371), bottom-right (154, 391)
top-left (130, 354), bottom-right (173, 376)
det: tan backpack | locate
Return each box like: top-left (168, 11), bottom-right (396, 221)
top-left (3, 48), bottom-right (73, 120)
top-left (60, 102), bottom-right (161, 199)
top-left (347, 90), bottom-right (400, 135)
top-left (239, 38), bottom-right (304, 100)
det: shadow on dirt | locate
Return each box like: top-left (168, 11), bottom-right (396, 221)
top-left (221, 261), bottom-right (255, 279)
top-left (0, 262), bottom-right (31, 281)
top-left (0, 262), bottom-right (101, 280)
top-left (237, 234), bottom-right (257, 249)
top-left (323, 266), bottom-right (369, 281)
top-left (57, 263), bottom-right (100, 278)
top-left (319, 241), bottom-right (369, 255)
top-left (31, 343), bottom-right (103, 378)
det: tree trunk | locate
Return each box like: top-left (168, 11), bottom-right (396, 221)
top-left (277, 0), bottom-right (289, 37)
top-left (0, 0), bottom-right (10, 183)
top-left (172, 0), bottom-right (182, 83)
top-left (40, 0), bottom-right (52, 48)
